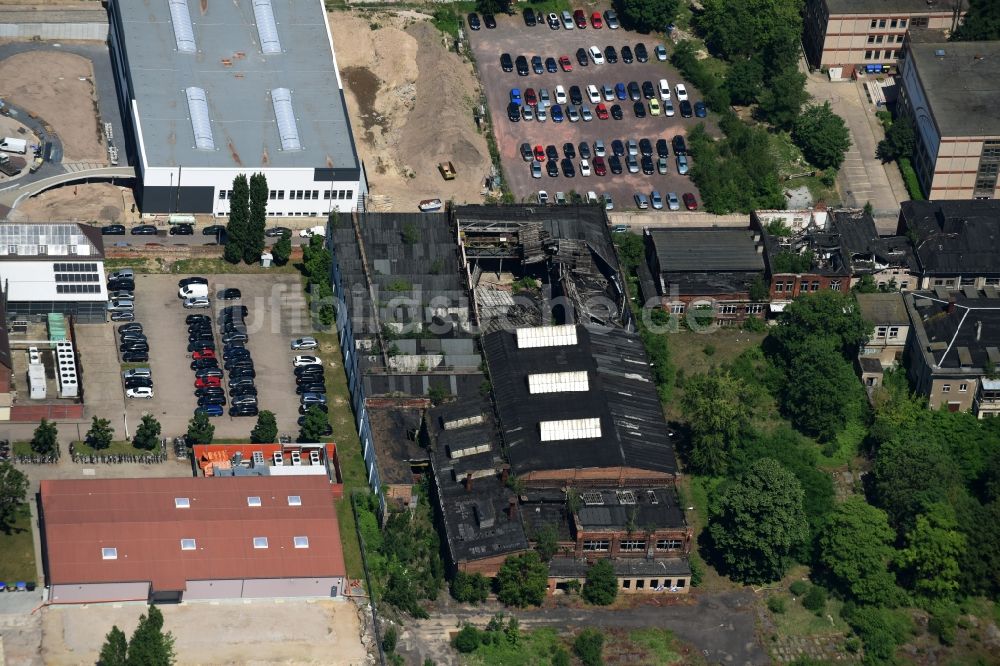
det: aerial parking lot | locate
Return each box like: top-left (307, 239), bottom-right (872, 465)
top-left (469, 8), bottom-right (710, 210)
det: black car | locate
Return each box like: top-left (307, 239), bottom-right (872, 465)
top-left (188, 331), bottom-right (215, 343)
top-left (179, 277), bottom-right (208, 288)
top-left (642, 81), bottom-right (655, 99)
top-left (121, 351), bottom-right (148, 362)
top-left (191, 358), bottom-right (219, 371)
top-left (198, 395), bottom-right (227, 407)
top-left (194, 367), bottom-right (223, 379)
top-left (609, 155), bottom-right (623, 174)
top-left (531, 55), bottom-right (543, 74)
top-left (264, 226), bottom-right (291, 237)
top-left (169, 224), bottom-right (193, 236)
top-left (635, 43), bottom-right (649, 63)
top-left (656, 138), bottom-right (669, 158)
top-left (110, 311), bottom-right (135, 322)
top-left (627, 81), bottom-right (641, 101)
top-left (467, 12), bottom-right (481, 30)
top-left (188, 341), bottom-right (216, 353)
top-left (522, 7), bottom-right (536, 26)
top-left (633, 101), bottom-right (646, 118)
top-left (124, 377), bottom-right (153, 389)
top-left (221, 305), bottom-right (248, 317)
top-left (604, 46), bottom-right (618, 63)
top-left (188, 321), bottom-right (212, 332)
top-left (224, 347), bottom-right (251, 359)
top-left (545, 57), bottom-right (557, 73)
top-left (229, 377), bottom-right (256, 389)
top-left (218, 288), bottom-right (241, 300)
top-left (579, 142), bottom-right (591, 160)
top-left (229, 405), bottom-right (259, 417)
top-left (610, 104), bottom-right (623, 120)
top-left (299, 403), bottom-right (329, 415)
top-left (296, 384), bottom-right (326, 395)
top-left (101, 224), bottom-right (125, 235)
top-left (229, 367), bottom-right (256, 379)
top-left (694, 101), bottom-right (708, 118)
top-left (230, 385), bottom-right (258, 397)
top-left (294, 366), bottom-right (324, 377)
top-left (621, 45), bottom-right (633, 63)
top-left (221, 332), bottom-right (249, 345)
top-left (679, 100), bottom-right (693, 118)
top-left (507, 103), bottom-right (521, 122)
top-left (131, 225), bottom-right (157, 235)
top-left (195, 387), bottom-right (225, 398)
top-left (545, 145), bottom-right (559, 161)
top-left (186, 314), bottom-right (210, 324)
top-left (562, 142), bottom-right (576, 159)
top-left (641, 155), bottom-right (655, 174)
top-left (546, 160), bottom-right (559, 177)
top-left (639, 138), bottom-right (653, 156)
top-left (576, 48), bottom-right (588, 67)
top-left (225, 359), bottom-right (254, 371)
top-left (500, 53), bottom-right (513, 72)
top-left (108, 279), bottom-right (135, 292)
top-left (120, 343), bottom-right (149, 354)
top-left (515, 55), bottom-right (529, 76)
top-left (569, 85), bottom-right (583, 106)
top-left (484, 13), bottom-right (496, 28)
top-left (611, 139), bottom-right (625, 156)
top-left (561, 158), bottom-right (575, 178)
top-left (203, 224), bottom-right (226, 236)
top-left (118, 323), bottom-right (143, 334)
top-left (119, 334), bottom-right (147, 345)
top-left (295, 372), bottom-right (325, 383)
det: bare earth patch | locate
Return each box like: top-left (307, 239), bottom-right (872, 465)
top-left (330, 11), bottom-right (490, 210)
top-left (0, 50), bottom-right (104, 162)
top-left (9, 182), bottom-right (136, 224)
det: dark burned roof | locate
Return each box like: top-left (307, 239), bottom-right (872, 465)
top-left (483, 324), bottom-right (676, 477)
top-left (549, 557), bottom-right (691, 578)
top-left (857, 292), bottom-right (909, 326)
top-left (900, 200), bottom-right (1000, 276)
top-left (648, 228), bottom-right (764, 274)
top-left (575, 487), bottom-right (685, 530)
top-left (428, 397), bottom-right (529, 564)
top-left (367, 406), bottom-right (428, 486)
top-left (905, 288), bottom-right (1000, 372)
top-left (664, 271), bottom-right (760, 298)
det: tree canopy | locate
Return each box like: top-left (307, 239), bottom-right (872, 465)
top-left (871, 438), bottom-right (963, 531)
top-left (495, 551), bottom-right (549, 607)
top-left (224, 174), bottom-right (250, 264)
top-left (792, 103), bottom-right (852, 170)
top-left (680, 371), bottom-right (753, 476)
top-left (0, 462), bottom-right (28, 532)
top-left (133, 414), bottom-right (162, 451)
top-left (582, 559), bottom-right (618, 606)
top-left (757, 66), bottom-right (809, 130)
top-left (698, 0), bottom-right (803, 69)
top-left (876, 119), bottom-right (915, 163)
top-left (299, 405), bottom-right (330, 443)
top-left (782, 338), bottom-right (863, 441)
top-left (86, 416), bottom-right (114, 451)
top-left (898, 503), bottom-right (966, 599)
top-left (616, 0), bottom-right (680, 33)
top-left (125, 605), bottom-right (175, 666)
top-left (250, 410), bottom-right (278, 443)
top-left (245, 172), bottom-right (268, 264)
top-left (817, 497), bottom-right (901, 605)
top-left (185, 411), bottom-right (215, 445)
top-left (952, 0), bottom-right (1000, 41)
top-left (771, 291), bottom-right (869, 361)
top-left (31, 418), bottom-right (59, 456)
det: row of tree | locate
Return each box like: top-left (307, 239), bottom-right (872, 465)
top-left (99, 605), bottom-right (174, 666)
top-left (223, 173), bottom-right (268, 265)
top-left (301, 225), bottom-right (336, 326)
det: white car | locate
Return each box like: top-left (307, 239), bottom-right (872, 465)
top-left (555, 85), bottom-right (567, 104)
top-left (588, 46), bottom-right (604, 64)
top-left (291, 337), bottom-right (319, 350)
top-left (604, 194), bottom-right (614, 210)
top-left (126, 386), bottom-right (154, 399)
top-left (658, 78), bottom-right (671, 101)
top-left (182, 296), bottom-right (210, 309)
top-left (293, 355), bottom-right (322, 367)
top-left (675, 83), bottom-right (689, 102)
top-left (537, 190), bottom-right (549, 205)
top-left (586, 84), bottom-right (601, 104)
top-left (300, 226), bottom-right (326, 238)
top-left (654, 45), bottom-right (668, 61)
top-left (539, 88), bottom-right (551, 106)
top-left (580, 159), bottom-right (591, 176)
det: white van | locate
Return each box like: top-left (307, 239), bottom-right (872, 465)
top-left (658, 79), bottom-right (671, 101)
top-left (178, 283), bottom-right (209, 299)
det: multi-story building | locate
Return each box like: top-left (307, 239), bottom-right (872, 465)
top-left (897, 200), bottom-right (1000, 289)
top-left (803, 0), bottom-right (963, 73)
top-left (856, 292), bottom-right (910, 391)
top-left (897, 41), bottom-right (1000, 200)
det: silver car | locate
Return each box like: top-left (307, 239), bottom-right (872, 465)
top-left (291, 337), bottom-right (319, 350)
top-left (667, 192), bottom-right (681, 211)
top-left (626, 154), bottom-right (639, 173)
top-left (650, 191), bottom-right (664, 210)
top-left (627, 139), bottom-right (639, 156)
top-left (580, 105), bottom-right (593, 121)
top-left (531, 160), bottom-right (543, 179)
top-left (183, 296), bottom-right (211, 309)
top-left (676, 154), bottom-right (690, 175)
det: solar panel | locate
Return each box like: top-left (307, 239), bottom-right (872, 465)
top-left (539, 418), bottom-right (602, 442)
top-left (185, 87), bottom-right (215, 151)
top-left (271, 88), bottom-right (302, 151)
top-left (515, 325), bottom-right (578, 349)
top-left (253, 0), bottom-right (282, 54)
top-left (528, 371), bottom-right (589, 394)
top-left (168, 0), bottom-right (196, 53)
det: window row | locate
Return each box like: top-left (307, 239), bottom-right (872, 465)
top-left (864, 49), bottom-right (900, 61)
top-left (621, 578), bottom-right (686, 590)
top-left (220, 189), bottom-right (355, 201)
top-left (875, 326), bottom-right (900, 339)
top-left (581, 538), bottom-right (684, 552)
top-left (57, 284), bottom-right (101, 294)
top-left (774, 280), bottom-right (826, 293)
top-left (55, 273), bottom-right (100, 283)
top-left (941, 383), bottom-right (969, 394)
top-left (867, 34), bottom-right (905, 45)
top-left (868, 18), bottom-right (907, 29)
top-left (101, 536), bottom-right (310, 559)
top-left (53, 262), bottom-right (98, 272)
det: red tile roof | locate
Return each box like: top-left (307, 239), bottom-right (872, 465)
top-left (40, 476), bottom-right (346, 591)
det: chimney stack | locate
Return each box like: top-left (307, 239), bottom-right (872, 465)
top-left (465, 472), bottom-right (473, 492)
top-left (977, 320), bottom-right (983, 341)
top-left (508, 498), bottom-right (517, 519)
top-left (500, 467), bottom-right (509, 485)
top-left (947, 297), bottom-right (956, 314)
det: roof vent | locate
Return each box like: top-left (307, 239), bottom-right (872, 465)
top-left (168, 0), bottom-right (196, 53)
top-left (935, 49), bottom-right (946, 57)
top-left (185, 87), bottom-right (215, 151)
top-left (252, 0), bottom-right (282, 54)
top-left (271, 88), bottom-right (302, 151)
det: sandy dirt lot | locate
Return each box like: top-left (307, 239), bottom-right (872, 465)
top-left (9, 182), bottom-right (137, 223)
top-left (40, 599), bottom-right (368, 666)
top-left (0, 50), bottom-right (104, 162)
top-left (329, 11), bottom-right (491, 210)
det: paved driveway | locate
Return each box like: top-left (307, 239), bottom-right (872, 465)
top-left (469, 13), bottom-right (708, 210)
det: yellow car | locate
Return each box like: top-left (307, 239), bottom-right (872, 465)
top-left (649, 98), bottom-right (661, 116)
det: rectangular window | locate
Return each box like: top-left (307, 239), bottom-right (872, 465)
top-left (247, 496), bottom-right (262, 507)
top-left (270, 190), bottom-right (277, 199)
top-left (830, 280), bottom-right (842, 291)
top-left (651, 579), bottom-right (659, 589)
top-left (890, 19), bottom-right (897, 28)
top-left (676, 579), bottom-right (686, 588)
top-left (102, 547), bottom-right (118, 560)
top-left (774, 282), bottom-right (784, 293)
top-left (346, 190), bottom-right (353, 200)
top-left (180, 538), bottom-right (196, 550)
top-left (865, 50), bottom-right (873, 60)
top-left (878, 19), bottom-right (886, 28)
top-left (911, 17), bottom-right (928, 28)
top-left (670, 304), bottom-right (685, 314)
top-left (278, 191), bottom-right (285, 200)
top-left (888, 326), bottom-right (899, 338)
top-left (867, 35), bottom-right (875, 44)
top-left (312, 190), bottom-right (319, 199)
top-left (901, 281), bottom-right (909, 289)
top-left (218, 190), bottom-right (226, 200)
top-left (811, 281), bottom-right (820, 292)
top-left (583, 540), bottom-right (609, 552)
top-left (899, 19), bottom-right (907, 28)
top-left (942, 384), bottom-right (951, 393)
top-left (877, 326), bottom-right (888, 338)
top-left (324, 190), bottom-right (331, 200)
top-left (719, 304), bottom-right (738, 315)
top-left (636, 579), bottom-right (645, 589)
top-left (959, 383), bottom-right (968, 393)
top-left (287, 495), bottom-right (302, 506)
top-left (897, 34), bottom-right (905, 43)
top-left (175, 497), bottom-right (190, 508)
top-left (875, 35), bottom-right (884, 44)
top-left (253, 536), bottom-right (269, 549)
top-left (620, 539), bottom-right (646, 552)
top-left (656, 539), bottom-right (683, 550)
top-left (870, 19), bottom-right (877, 28)
top-left (293, 536), bottom-right (309, 549)
top-left (622, 579), bottom-right (631, 589)
top-left (746, 304), bottom-right (764, 314)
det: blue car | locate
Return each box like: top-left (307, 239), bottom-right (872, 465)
top-left (694, 101), bottom-right (707, 118)
top-left (551, 104), bottom-right (564, 122)
top-left (195, 404), bottom-right (224, 417)
top-left (615, 82), bottom-right (627, 100)
top-left (510, 88), bottom-right (522, 106)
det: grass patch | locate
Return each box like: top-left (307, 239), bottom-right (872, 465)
top-left (169, 258), bottom-right (298, 275)
top-left (626, 628), bottom-right (684, 665)
top-left (818, 414), bottom-right (867, 468)
top-left (667, 328), bottom-right (766, 420)
top-left (104, 257), bottom-right (160, 273)
top-left (771, 594), bottom-right (850, 638)
top-left (464, 627), bottom-right (563, 666)
top-left (769, 132), bottom-right (840, 205)
top-left (12, 441), bottom-right (33, 457)
top-left (521, 0), bottom-right (572, 14)
top-left (897, 157), bottom-right (925, 201)
top-left (72, 439), bottom-right (159, 457)
top-left (0, 504), bottom-right (37, 583)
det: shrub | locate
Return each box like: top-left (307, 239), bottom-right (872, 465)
top-left (453, 625), bottom-right (482, 653)
top-left (450, 571), bottom-right (490, 604)
top-left (582, 559), bottom-right (618, 606)
top-left (802, 586), bottom-right (828, 613)
top-left (844, 636), bottom-right (861, 653)
top-left (381, 626), bottom-right (398, 653)
top-left (790, 580), bottom-right (809, 596)
top-left (767, 596), bottom-right (787, 614)
top-left (898, 158), bottom-right (925, 201)
top-left (841, 603), bottom-right (912, 663)
top-left (573, 629), bottom-right (605, 666)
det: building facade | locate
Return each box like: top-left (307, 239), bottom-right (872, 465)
top-left (856, 292), bottom-right (910, 390)
top-left (107, 0), bottom-right (365, 216)
top-left (803, 0), bottom-right (963, 72)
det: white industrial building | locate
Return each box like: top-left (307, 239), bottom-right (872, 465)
top-left (107, 0), bottom-right (366, 217)
top-left (0, 223), bottom-right (108, 323)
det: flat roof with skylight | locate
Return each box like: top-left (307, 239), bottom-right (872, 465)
top-left (110, 0), bottom-right (359, 171)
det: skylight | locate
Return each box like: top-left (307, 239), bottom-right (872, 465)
top-left (528, 371), bottom-right (589, 394)
top-left (247, 496), bottom-right (262, 507)
top-left (253, 537), bottom-right (268, 549)
top-left (102, 547), bottom-right (118, 560)
top-left (168, 0), bottom-right (196, 53)
top-left (180, 538), bottom-right (196, 551)
top-left (515, 325), bottom-right (578, 349)
top-left (252, 0), bottom-right (282, 55)
top-left (271, 88), bottom-right (302, 151)
top-left (287, 495), bottom-right (302, 506)
top-left (293, 536), bottom-right (309, 549)
top-left (174, 497), bottom-right (190, 508)
top-left (184, 87), bottom-right (215, 151)
top-left (539, 418), bottom-right (602, 442)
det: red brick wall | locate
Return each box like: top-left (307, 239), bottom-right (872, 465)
top-left (11, 403), bottom-right (84, 421)
top-left (769, 273), bottom-right (848, 299)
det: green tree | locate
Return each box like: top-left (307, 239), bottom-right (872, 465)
top-left (450, 571), bottom-right (490, 603)
top-left (952, 0), bottom-right (1000, 41)
top-left (30, 418), bottom-right (58, 456)
top-left (85, 416), bottom-right (114, 451)
top-left (792, 103), bottom-right (851, 170)
top-left (699, 0), bottom-right (802, 67)
top-left (757, 66), bottom-right (809, 130)
top-left (495, 551), bottom-right (549, 607)
top-left (250, 410), bottom-right (278, 443)
top-left (871, 438), bottom-right (963, 531)
top-left (271, 230), bottom-right (292, 266)
top-left (771, 291), bottom-right (869, 361)
top-left (244, 172), bottom-right (268, 264)
top-left (573, 628), bottom-right (605, 666)
top-left (452, 624), bottom-right (482, 653)
top-left (98, 625), bottom-right (128, 666)
top-left (133, 414), bottom-right (161, 451)
top-left (898, 503), bottom-right (966, 599)
top-left (224, 174), bottom-right (250, 264)
top-left (185, 411), bottom-right (214, 445)
top-left (876, 119), bottom-right (915, 162)
top-left (299, 405), bottom-right (330, 442)
top-left (782, 341), bottom-right (862, 441)
top-left (817, 497), bottom-right (901, 605)
top-left (125, 605), bottom-right (175, 666)
top-left (401, 222), bottom-right (419, 245)
top-left (303, 234), bottom-right (332, 281)
top-left (725, 56), bottom-right (764, 105)
top-left (618, 0), bottom-right (680, 33)
top-left (534, 524), bottom-right (559, 561)
top-left (475, 0), bottom-right (502, 15)
top-left (0, 462), bottom-right (28, 532)
top-left (680, 371), bottom-right (753, 476)
top-left (708, 458), bottom-right (809, 583)
top-left (582, 559), bottom-right (618, 606)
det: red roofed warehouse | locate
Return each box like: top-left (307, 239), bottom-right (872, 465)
top-left (40, 476), bottom-right (346, 604)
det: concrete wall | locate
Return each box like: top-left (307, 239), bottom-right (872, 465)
top-left (0, 22), bottom-right (107, 41)
top-left (241, 577), bottom-right (343, 599)
top-left (184, 579), bottom-right (244, 600)
top-left (50, 581), bottom-right (149, 604)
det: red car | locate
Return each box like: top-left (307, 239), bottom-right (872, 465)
top-left (591, 12), bottom-right (603, 28)
top-left (683, 193), bottom-right (698, 210)
top-left (594, 156), bottom-right (607, 176)
top-left (573, 9), bottom-right (587, 28)
top-left (595, 103), bottom-right (609, 120)
top-left (534, 145), bottom-right (546, 161)
top-left (525, 88), bottom-right (537, 106)
top-left (195, 376), bottom-right (222, 388)
top-left (192, 349), bottom-right (216, 360)
top-left (559, 55), bottom-right (573, 72)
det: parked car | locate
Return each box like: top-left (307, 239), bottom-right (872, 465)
top-left (523, 8), bottom-right (536, 26)
top-left (611, 104), bottom-right (623, 120)
top-left (108, 290), bottom-right (134, 301)
top-left (194, 367), bottom-right (224, 379)
top-left (650, 191), bottom-right (664, 210)
top-left (545, 57), bottom-right (557, 73)
top-left (672, 135), bottom-right (688, 155)
top-left (675, 83), bottom-right (689, 101)
top-left (655, 45), bottom-right (668, 61)
top-left (178, 277), bottom-right (208, 288)
top-left (101, 224), bottom-right (125, 235)
top-left (195, 376), bottom-right (222, 388)
top-left (531, 56), bottom-right (543, 75)
top-left (196, 404), bottom-right (224, 417)
top-left (123, 366), bottom-right (150, 380)
top-left (121, 350), bottom-right (147, 362)
top-left (515, 55), bottom-right (529, 76)
top-left (107, 299), bottom-right (134, 312)
top-left (634, 193), bottom-right (649, 209)
top-left (192, 349), bottom-right (216, 361)
top-left (126, 386), bottom-right (154, 399)
top-left (218, 288), bottom-right (241, 300)
top-left (183, 296), bottom-right (210, 309)
top-left (467, 12), bottom-right (481, 30)
top-left (190, 358), bottom-right (219, 371)
top-left (558, 56), bottom-right (572, 72)
top-left (264, 226), bottom-right (291, 237)
top-left (301, 392), bottom-right (328, 405)
top-left (124, 377), bottom-right (153, 390)
top-left (694, 101), bottom-right (707, 118)
top-left (169, 224), bottom-right (193, 236)
top-left (186, 314), bottom-right (210, 324)
top-left (229, 405), bottom-right (259, 417)
top-left (683, 192), bottom-right (699, 210)
top-left (679, 99), bottom-right (693, 117)
top-left (590, 11), bottom-right (603, 28)
top-left (187, 341), bottom-right (215, 353)
top-left (635, 43), bottom-right (649, 62)
top-left (484, 13), bottom-right (496, 28)
top-left (130, 225), bottom-right (158, 235)
top-left (198, 395), bottom-right (226, 407)
top-left (676, 154), bottom-right (690, 175)
top-left (604, 46), bottom-right (617, 63)
top-left (604, 9), bottom-right (620, 28)
top-left (667, 192), bottom-right (681, 211)
top-left (203, 224), bottom-right (226, 236)
top-left (291, 337), bottom-right (318, 350)
top-left (621, 45), bottom-right (633, 63)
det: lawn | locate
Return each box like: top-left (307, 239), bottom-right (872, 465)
top-left (464, 627), bottom-right (564, 666)
top-left (72, 439), bottom-right (161, 457)
top-left (169, 257), bottom-right (298, 275)
top-left (0, 504), bottom-right (38, 584)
